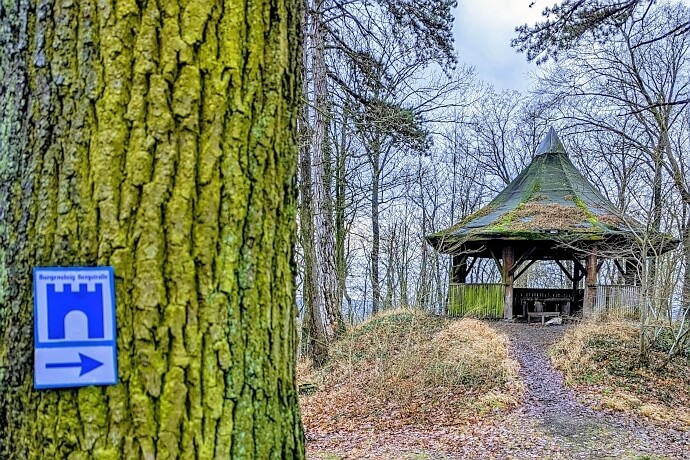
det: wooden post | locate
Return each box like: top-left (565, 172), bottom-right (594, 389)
top-left (567, 261), bottom-right (578, 317)
top-left (452, 255), bottom-right (468, 283)
top-left (584, 253), bottom-right (598, 316)
top-left (503, 246), bottom-right (515, 320)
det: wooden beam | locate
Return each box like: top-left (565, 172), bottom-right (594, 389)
top-left (554, 259), bottom-right (574, 282)
top-left (576, 268), bottom-right (585, 281)
top-left (503, 246), bottom-right (515, 320)
top-left (569, 256), bottom-right (586, 274)
top-left (613, 259), bottom-right (626, 277)
top-left (514, 258), bottom-right (538, 282)
top-left (489, 247), bottom-right (503, 273)
top-left (466, 257), bottom-right (477, 273)
top-left (510, 247), bottom-right (536, 275)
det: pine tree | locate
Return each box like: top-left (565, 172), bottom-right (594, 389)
top-left (512, 0), bottom-right (690, 64)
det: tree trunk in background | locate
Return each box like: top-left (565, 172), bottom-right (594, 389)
top-left (385, 228), bottom-right (395, 309)
top-left (310, 0), bottom-right (344, 336)
top-left (370, 140), bottom-right (382, 315)
top-left (0, 0), bottom-right (304, 457)
top-left (661, 127), bottom-right (690, 315)
top-left (398, 221), bottom-right (410, 307)
top-left (682, 217), bottom-right (690, 313)
top-left (651, 150), bottom-right (663, 233)
top-left (416, 162), bottom-right (430, 310)
top-left (299, 34), bottom-right (328, 364)
top-left (648, 147), bottom-right (663, 301)
top-left (298, 144), bottom-right (328, 364)
top-left (334, 110), bottom-right (349, 321)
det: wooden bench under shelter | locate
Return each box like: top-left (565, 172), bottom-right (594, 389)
top-left (527, 310), bottom-right (560, 325)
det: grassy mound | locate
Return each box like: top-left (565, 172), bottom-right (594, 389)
top-left (551, 321), bottom-right (690, 429)
top-left (298, 309), bottom-right (522, 434)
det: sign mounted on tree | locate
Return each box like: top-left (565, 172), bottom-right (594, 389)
top-left (33, 267), bottom-right (118, 389)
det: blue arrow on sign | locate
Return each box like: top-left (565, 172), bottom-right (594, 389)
top-left (46, 353), bottom-right (104, 376)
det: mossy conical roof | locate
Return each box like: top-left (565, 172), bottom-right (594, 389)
top-left (427, 128), bottom-right (676, 255)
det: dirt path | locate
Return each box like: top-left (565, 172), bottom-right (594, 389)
top-left (467, 323), bottom-right (690, 459)
top-left (307, 322), bottom-right (690, 459)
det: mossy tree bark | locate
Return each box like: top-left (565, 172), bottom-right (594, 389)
top-left (309, 0), bottom-right (344, 337)
top-left (0, 0), bottom-right (304, 458)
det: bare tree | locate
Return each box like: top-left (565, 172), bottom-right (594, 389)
top-left (537, 2), bottom-right (690, 313)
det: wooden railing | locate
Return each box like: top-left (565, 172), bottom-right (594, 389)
top-left (593, 285), bottom-right (641, 319)
top-left (448, 284), bottom-right (641, 319)
top-left (448, 283), bottom-right (504, 318)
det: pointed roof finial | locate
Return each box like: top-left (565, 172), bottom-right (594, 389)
top-left (536, 127), bottom-right (566, 156)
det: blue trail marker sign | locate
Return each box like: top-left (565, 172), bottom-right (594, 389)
top-left (34, 267), bottom-right (118, 389)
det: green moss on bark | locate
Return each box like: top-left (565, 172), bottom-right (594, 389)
top-left (0, 0), bottom-right (305, 457)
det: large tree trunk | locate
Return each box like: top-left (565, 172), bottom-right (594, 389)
top-left (298, 23), bottom-right (328, 364)
top-left (310, 0), bottom-right (344, 336)
top-left (0, 0), bottom-right (305, 458)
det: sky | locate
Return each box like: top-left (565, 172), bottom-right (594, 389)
top-left (453, 0), bottom-right (547, 91)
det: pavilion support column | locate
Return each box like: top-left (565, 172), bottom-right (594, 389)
top-left (584, 254), bottom-right (598, 316)
top-left (503, 246), bottom-right (515, 320)
top-left (568, 262), bottom-right (579, 317)
top-left (452, 255), bottom-right (468, 284)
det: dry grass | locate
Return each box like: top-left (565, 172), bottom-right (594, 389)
top-left (598, 213), bottom-right (628, 228)
top-left (496, 200), bottom-right (629, 233)
top-left (298, 309), bottom-right (522, 434)
top-left (511, 202), bottom-right (591, 230)
top-left (551, 320), bottom-right (690, 430)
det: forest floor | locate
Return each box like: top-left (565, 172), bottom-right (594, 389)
top-left (304, 320), bottom-right (690, 459)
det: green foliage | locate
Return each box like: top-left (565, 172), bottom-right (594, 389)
top-left (359, 99), bottom-right (431, 153)
top-left (321, 0), bottom-right (458, 161)
top-left (378, 0), bottom-right (457, 69)
top-left (512, 0), bottom-right (690, 64)
top-left (512, 0), bottom-right (642, 64)
top-left (581, 372), bottom-right (604, 384)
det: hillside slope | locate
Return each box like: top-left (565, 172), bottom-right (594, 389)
top-left (551, 321), bottom-right (690, 430)
top-left (298, 310), bottom-right (522, 452)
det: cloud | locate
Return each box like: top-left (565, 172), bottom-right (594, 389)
top-left (453, 0), bottom-right (544, 91)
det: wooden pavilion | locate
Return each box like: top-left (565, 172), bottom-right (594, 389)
top-left (427, 128), bottom-right (678, 320)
